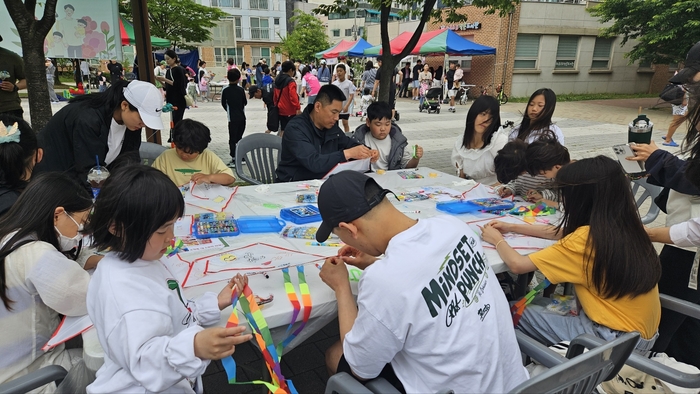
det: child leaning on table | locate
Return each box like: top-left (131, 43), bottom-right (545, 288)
top-left (84, 165), bottom-right (252, 394)
top-left (352, 101), bottom-right (422, 171)
top-left (153, 119), bottom-right (236, 187)
top-left (494, 140), bottom-right (559, 208)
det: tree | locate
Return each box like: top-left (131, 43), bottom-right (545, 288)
top-left (589, 0), bottom-right (700, 64)
top-left (314, 0), bottom-right (517, 104)
top-left (120, 0), bottom-right (227, 48)
top-left (4, 0), bottom-right (58, 131)
top-left (277, 10), bottom-right (330, 63)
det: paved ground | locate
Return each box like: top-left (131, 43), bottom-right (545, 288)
top-left (20, 94), bottom-right (679, 393)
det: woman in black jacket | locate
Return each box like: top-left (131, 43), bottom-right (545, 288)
top-left (156, 49), bottom-right (187, 142)
top-left (34, 79), bottom-right (164, 189)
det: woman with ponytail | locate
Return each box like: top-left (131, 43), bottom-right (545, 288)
top-left (34, 79), bottom-right (164, 190)
top-left (0, 115), bottom-right (42, 216)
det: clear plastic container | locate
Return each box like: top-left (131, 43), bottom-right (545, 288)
top-left (87, 166), bottom-right (110, 199)
top-left (436, 198), bottom-right (515, 214)
top-left (236, 216), bottom-right (286, 234)
top-left (280, 205), bottom-right (322, 224)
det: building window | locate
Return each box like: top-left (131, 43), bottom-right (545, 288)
top-left (249, 0), bottom-right (268, 10)
top-left (212, 0), bottom-right (240, 7)
top-left (332, 29), bottom-right (340, 37)
top-left (514, 34), bottom-right (540, 70)
top-left (250, 17), bottom-right (270, 40)
top-left (234, 17), bottom-right (242, 39)
top-left (460, 58), bottom-right (472, 72)
top-left (357, 27), bottom-right (364, 37)
top-left (274, 18), bottom-right (280, 25)
top-left (251, 47), bottom-right (271, 62)
top-left (638, 59), bottom-right (652, 69)
top-left (214, 47), bottom-right (244, 66)
top-left (591, 37), bottom-right (614, 70)
top-left (669, 62), bottom-right (679, 71)
top-left (555, 36), bottom-right (578, 69)
top-left (344, 28), bottom-right (353, 37)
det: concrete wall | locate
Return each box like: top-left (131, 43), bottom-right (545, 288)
top-left (510, 2), bottom-right (653, 97)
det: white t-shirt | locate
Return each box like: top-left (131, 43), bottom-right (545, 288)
top-left (509, 124), bottom-right (565, 145)
top-left (332, 78), bottom-right (356, 114)
top-left (364, 133), bottom-right (413, 171)
top-left (451, 128), bottom-right (508, 185)
top-left (87, 254), bottom-right (221, 393)
top-left (105, 119), bottom-right (127, 165)
top-left (343, 216), bottom-right (529, 393)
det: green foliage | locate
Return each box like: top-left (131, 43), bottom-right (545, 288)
top-left (278, 11), bottom-right (330, 62)
top-left (589, 0), bottom-right (700, 64)
top-left (120, 0), bottom-right (227, 47)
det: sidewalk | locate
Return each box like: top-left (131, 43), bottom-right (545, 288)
top-left (19, 95), bottom-right (677, 392)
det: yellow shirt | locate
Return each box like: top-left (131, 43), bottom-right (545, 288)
top-left (529, 226), bottom-right (660, 339)
top-left (152, 149), bottom-right (234, 186)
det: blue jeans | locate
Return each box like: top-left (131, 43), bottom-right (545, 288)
top-left (516, 297), bottom-right (658, 354)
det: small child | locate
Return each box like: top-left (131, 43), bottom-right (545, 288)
top-left (494, 140), bottom-right (558, 208)
top-left (85, 165), bottom-right (252, 393)
top-left (262, 66), bottom-right (274, 91)
top-left (96, 71), bottom-right (107, 93)
top-left (248, 85), bottom-right (277, 134)
top-left (199, 75), bottom-right (210, 102)
top-left (221, 68), bottom-right (248, 167)
top-left (353, 101), bottom-right (422, 171)
top-left (358, 87), bottom-right (374, 120)
top-left (187, 77), bottom-right (199, 108)
top-left (453, 63), bottom-right (463, 89)
top-left (153, 119), bottom-right (236, 186)
top-left (525, 137), bottom-right (571, 179)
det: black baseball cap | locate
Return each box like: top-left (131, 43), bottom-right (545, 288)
top-left (316, 171), bottom-right (395, 243)
top-left (248, 85), bottom-right (260, 99)
top-left (669, 41), bottom-right (700, 84)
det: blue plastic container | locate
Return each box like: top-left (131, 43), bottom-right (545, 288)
top-left (436, 198), bottom-right (515, 214)
top-left (236, 216), bottom-right (287, 234)
top-left (279, 205), bottom-right (322, 224)
top-left (192, 213), bottom-right (240, 238)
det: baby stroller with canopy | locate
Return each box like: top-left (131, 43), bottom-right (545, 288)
top-left (420, 87), bottom-right (442, 113)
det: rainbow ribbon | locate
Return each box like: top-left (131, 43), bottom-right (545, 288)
top-left (276, 266), bottom-right (312, 358)
top-left (221, 268), bottom-right (311, 394)
top-left (511, 278), bottom-right (550, 327)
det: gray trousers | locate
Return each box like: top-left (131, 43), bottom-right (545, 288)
top-left (517, 297), bottom-right (658, 354)
top-left (47, 76), bottom-right (59, 102)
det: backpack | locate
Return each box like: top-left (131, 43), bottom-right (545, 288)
top-left (659, 83), bottom-right (685, 105)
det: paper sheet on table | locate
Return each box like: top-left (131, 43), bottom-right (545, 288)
top-left (42, 315), bottom-right (93, 351)
top-left (183, 183), bottom-right (238, 212)
top-left (174, 216), bottom-right (193, 237)
top-left (182, 243), bottom-right (325, 288)
top-left (467, 216), bottom-right (556, 251)
top-left (323, 158), bottom-right (370, 179)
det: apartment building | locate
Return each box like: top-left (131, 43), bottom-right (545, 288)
top-left (196, 0), bottom-right (286, 75)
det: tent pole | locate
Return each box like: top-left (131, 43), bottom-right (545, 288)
top-left (131, 0), bottom-right (159, 144)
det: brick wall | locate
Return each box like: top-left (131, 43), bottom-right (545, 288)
top-left (649, 64), bottom-right (672, 94)
top-left (426, 5), bottom-right (521, 98)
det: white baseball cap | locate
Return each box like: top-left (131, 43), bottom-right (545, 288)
top-left (320, 59), bottom-right (326, 64)
top-left (123, 80), bottom-right (164, 130)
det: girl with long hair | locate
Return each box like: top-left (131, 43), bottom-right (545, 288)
top-left (35, 79), bottom-right (164, 189)
top-left (0, 173), bottom-right (94, 391)
top-left (0, 115), bottom-right (42, 216)
top-left (450, 95), bottom-right (507, 185)
top-left (511, 88), bottom-right (564, 144)
top-left (156, 49), bottom-right (187, 141)
top-left (482, 156), bottom-right (661, 352)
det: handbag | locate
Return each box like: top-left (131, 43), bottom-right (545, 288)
top-left (267, 85), bottom-right (285, 131)
top-left (660, 83), bottom-right (685, 105)
top-left (184, 94), bottom-right (194, 107)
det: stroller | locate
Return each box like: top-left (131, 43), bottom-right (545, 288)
top-left (420, 87), bottom-right (442, 113)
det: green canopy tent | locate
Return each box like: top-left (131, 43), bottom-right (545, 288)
top-left (119, 17), bottom-right (170, 47)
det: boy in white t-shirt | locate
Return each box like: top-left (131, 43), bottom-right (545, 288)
top-left (332, 64), bottom-right (356, 133)
top-left (316, 171), bottom-right (529, 393)
top-left (453, 64), bottom-right (464, 88)
top-left (352, 101), bottom-right (422, 171)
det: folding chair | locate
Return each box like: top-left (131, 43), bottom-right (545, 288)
top-left (631, 178), bottom-right (663, 224)
top-left (139, 142), bottom-right (168, 166)
top-left (0, 365), bottom-right (67, 394)
top-left (235, 133), bottom-right (282, 185)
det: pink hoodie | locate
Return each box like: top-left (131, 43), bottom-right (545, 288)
top-left (303, 73), bottom-right (321, 96)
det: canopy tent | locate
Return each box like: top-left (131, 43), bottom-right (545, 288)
top-left (315, 38), bottom-right (373, 59)
top-left (119, 17), bottom-right (170, 47)
top-left (364, 29), bottom-right (496, 56)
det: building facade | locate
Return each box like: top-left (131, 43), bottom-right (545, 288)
top-left (196, 0), bottom-right (286, 76)
top-left (425, 0), bottom-right (670, 98)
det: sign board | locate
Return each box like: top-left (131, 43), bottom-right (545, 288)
top-left (0, 0), bottom-right (122, 60)
top-left (440, 22), bottom-right (482, 31)
top-left (555, 60), bottom-right (575, 69)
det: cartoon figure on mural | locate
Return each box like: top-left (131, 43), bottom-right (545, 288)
top-left (47, 31), bottom-right (69, 58)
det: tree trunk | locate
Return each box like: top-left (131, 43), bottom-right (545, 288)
top-left (4, 0), bottom-right (58, 131)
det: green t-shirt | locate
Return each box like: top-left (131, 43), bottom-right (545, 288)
top-left (0, 48), bottom-right (26, 113)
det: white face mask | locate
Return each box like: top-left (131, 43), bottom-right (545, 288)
top-left (55, 212), bottom-right (84, 252)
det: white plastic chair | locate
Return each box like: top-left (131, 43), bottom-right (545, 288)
top-left (631, 178), bottom-right (663, 224)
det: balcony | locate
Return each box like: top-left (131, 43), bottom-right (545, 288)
top-left (211, 0), bottom-right (240, 7)
top-left (250, 27), bottom-right (271, 40)
top-left (249, 0), bottom-right (268, 10)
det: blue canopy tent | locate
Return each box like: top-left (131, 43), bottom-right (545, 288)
top-left (364, 29), bottom-right (496, 56)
